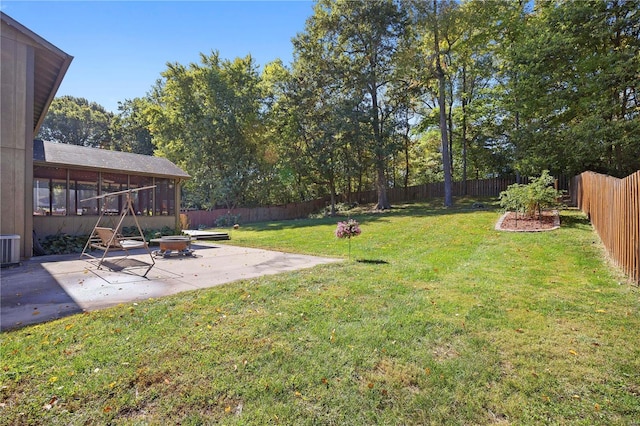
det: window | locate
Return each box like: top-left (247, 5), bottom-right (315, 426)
top-left (33, 177), bottom-right (50, 215)
top-left (129, 175), bottom-right (154, 215)
top-left (51, 179), bottom-right (67, 215)
top-left (33, 166), bottom-right (67, 215)
top-left (33, 167), bottom-right (178, 218)
top-left (70, 170), bottom-right (98, 215)
top-left (101, 173), bottom-right (129, 215)
top-left (154, 178), bottom-right (175, 216)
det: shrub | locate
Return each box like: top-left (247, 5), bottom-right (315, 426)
top-left (39, 233), bottom-right (87, 255)
top-left (216, 213), bottom-right (241, 228)
top-left (499, 170), bottom-right (564, 219)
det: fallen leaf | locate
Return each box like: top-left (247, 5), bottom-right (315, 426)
top-left (569, 349), bottom-right (578, 356)
top-left (515, 328), bottom-right (524, 333)
top-left (234, 402), bottom-right (243, 415)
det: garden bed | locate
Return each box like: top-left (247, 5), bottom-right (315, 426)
top-left (496, 209), bottom-right (560, 232)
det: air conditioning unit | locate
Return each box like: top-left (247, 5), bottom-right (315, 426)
top-left (1, 234), bottom-right (20, 267)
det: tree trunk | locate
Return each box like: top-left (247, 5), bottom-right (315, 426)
top-left (329, 176), bottom-right (337, 216)
top-left (433, 0), bottom-right (453, 207)
top-left (371, 75), bottom-right (391, 210)
top-left (461, 65), bottom-right (468, 195)
top-left (404, 133), bottom-right (410, 190)
top-left (376, 164), bottom-right (390, 210)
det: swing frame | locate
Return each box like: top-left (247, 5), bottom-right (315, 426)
top-left (80, 186), bottom-right (156, 277)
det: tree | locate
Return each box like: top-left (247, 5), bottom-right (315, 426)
top-left (261, 59), bottom-right (337, 206)
top-left (148, 52), bottom-right (264, 210)
top-left (293, 0), bottom-right (409, 210)
top-left (404, 0), bottom-right (460, 207)
top-left (110, 98), bottom-right (155, 155)
top-left (496, 0), bottom-right (640, 178)
top-left (37, 95), bottom-right (112, 147)
top-left (287, 46), bottom-right (354, 215)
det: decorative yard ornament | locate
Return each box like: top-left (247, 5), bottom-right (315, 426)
top-left (335, 219), bottom-right (361, 260)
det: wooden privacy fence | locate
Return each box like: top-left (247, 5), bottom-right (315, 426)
top-left (350, 175), bottom-right (570, 204)
top-left (572, 171), bottom-right (640, 285)
top-left (182, 176), bottom-right (570, 229)
top-left (181, 198), bottom-right (326, 230)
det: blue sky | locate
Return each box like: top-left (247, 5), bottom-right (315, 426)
top-left (2, 1), bottom-right (314, 112)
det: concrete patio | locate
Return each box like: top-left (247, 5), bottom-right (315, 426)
top-left (0, 242), bottom-right (340, 331)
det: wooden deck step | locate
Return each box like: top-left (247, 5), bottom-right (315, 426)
top-left (182, 230), bottom-right (230, 240)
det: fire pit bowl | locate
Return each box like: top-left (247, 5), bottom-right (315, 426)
top-left (150, 236), bottom-right (194, 257)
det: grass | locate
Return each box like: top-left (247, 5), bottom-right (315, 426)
top-left (2, 199), bottom-right (639, 425)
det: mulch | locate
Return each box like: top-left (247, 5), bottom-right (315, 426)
top-left (496, 210), bottom-right (560, 232)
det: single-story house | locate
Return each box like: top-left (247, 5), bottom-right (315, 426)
top-left (1, 12), bottom-right (189, 261)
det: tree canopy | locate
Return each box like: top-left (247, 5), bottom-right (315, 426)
top-left (37, 96), bottom-right (112, 148)
top-left (42, 0), bottom-right (640, 210)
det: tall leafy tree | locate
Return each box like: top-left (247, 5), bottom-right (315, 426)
top-left (293, 0), bottom-right (408, 210)
top-left (288, 47), bottom-right (353, 214)
top-left (405, 0), bottom-right (460, 207)
top-left (261, 59), bottom-right (330, 204)
top-left (497, 0), bottom-right (639, 177)
top-left (110, 97), bottom-right (155, 155)
top-left (37, 95), bottom-right (112, 147)
top-left (148, 52), bottom-right (263, 209)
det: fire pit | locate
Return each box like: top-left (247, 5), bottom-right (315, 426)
top-left (150, 236), bottom-right (194, 258)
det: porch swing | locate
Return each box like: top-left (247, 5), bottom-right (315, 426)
top-left (81, 185), bottom-right (156, 277)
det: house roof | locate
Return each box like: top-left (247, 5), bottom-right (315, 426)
top-left (34, 140), bottom-right (190, 180)
top-left (1, 12), bottom-right (73, 134)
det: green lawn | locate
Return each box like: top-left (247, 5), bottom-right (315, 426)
top-left (2, 199), bottom-right (639, 425)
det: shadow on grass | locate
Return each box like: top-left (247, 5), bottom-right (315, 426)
top-left (248, 197), bottom-right (501, 232)
top-left (356, 259), bottom-right (389, 265)
top-left (559, 210), bottom-right (592, 229)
